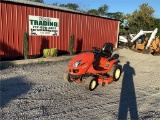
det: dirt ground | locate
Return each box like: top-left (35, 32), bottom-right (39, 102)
top-left (0, 48), bottom-right (160, 120)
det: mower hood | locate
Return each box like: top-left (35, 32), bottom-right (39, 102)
top-left (69, 52), bottom-right (94, 66)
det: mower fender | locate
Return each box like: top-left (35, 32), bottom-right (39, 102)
top-left (107, 59), bottom-right (119, 69)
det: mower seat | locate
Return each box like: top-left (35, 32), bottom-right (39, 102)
top-left (101, 43), bottom-right (113, 57)
top-left (93, 43), bottom-right (113, 70)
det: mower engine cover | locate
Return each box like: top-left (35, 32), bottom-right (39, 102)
top-left (68, 52), bottom-right (94, 75)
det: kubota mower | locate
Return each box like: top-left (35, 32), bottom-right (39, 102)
top-left (64, 43), bottom-right (122, 91)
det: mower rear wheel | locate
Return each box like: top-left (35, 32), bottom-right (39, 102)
top-left (85, 76), bottom-right (98, 91)
top-left (113, 65), bottom-right (122, 81)
top-left (64, 72), bottom-right (73, 83)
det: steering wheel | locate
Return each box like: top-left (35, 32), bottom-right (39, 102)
top-left (92, 47), bottom-right (101, 52)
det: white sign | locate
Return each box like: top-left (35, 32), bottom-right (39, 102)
top-left (29, 15), bottom-right (59, 36)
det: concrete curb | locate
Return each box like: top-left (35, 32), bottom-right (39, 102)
top-left (0, 55), bottom-right (75, 68)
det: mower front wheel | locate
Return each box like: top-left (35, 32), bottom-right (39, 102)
top-left (85, 77), bottom-right (98, 91)
top-left (64, 72), bottom-right (73, 83)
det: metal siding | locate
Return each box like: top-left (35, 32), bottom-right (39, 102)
top-left (8, 3), bottom-right (13, 56)
top-left (0, 2), bottom-right (2, 56)
top-left (17, 5), bottom-right (23, 55)
top-left (0, 2), bottom-right (119, 58)
top-left (0, 2), bottom-right (3, 56)
top-left (63, 12), bottom-right (69, 51)
top-left (1, 3), bottom-right (9, 57)
top-left (59, 12), bottom-right (62, 49)
top-left (13, 4), bottom-right (20, 56)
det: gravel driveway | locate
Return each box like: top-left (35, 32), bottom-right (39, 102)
top-left (0, 48), bottom-right (160, 120)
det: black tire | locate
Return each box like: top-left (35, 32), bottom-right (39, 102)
top-left (108, 64), bottom-right (122, 81)
top-left (64, 72), bottom-right (73, 83)
top-left (85, 76), bottom-right (98, 91)
top-left (113, 65), bottom-right (122, 81)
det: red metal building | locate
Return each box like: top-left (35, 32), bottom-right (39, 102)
top-left (0, 0), bottom-right (119, 59)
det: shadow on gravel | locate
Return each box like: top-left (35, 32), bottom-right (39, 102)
top-left (118, 61), bottom-right (139, 120)
top-left (0, 76), bottom-right (32, 108)
top-left (0, 62), bottom-right (15, 70)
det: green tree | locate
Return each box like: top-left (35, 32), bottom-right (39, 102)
top-left (107, 12), bottom-right (124, 20)
top-left (87, 4), bottom-right (109, 16)
top-left (23, 32), bottom-right (29, 59)
top-left (34, 0), bottom-right (43, 3)
top-left (58, 3), bottom-right (67, 7)
top-left (125, 3), bottom-right (155, 32)
top-left (66, 3), bottom-right (79, 10)
top-left (26, 0), bottom-right (44, 3)
top-left (52, 3), bottom-right (58, 6)
top-left (53, 3), bottom-right (80, 11)
top-left (52, 3), bottom-right (109, 16)
top-left (87, 9), bottom-right (99, 16)
top-left (153, 18), bottom-right (160, 36)
top-left (97, 4), bottom-right (108, 16)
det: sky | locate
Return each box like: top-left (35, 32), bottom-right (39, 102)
top-left (44, 0), bottom-right (160, 18)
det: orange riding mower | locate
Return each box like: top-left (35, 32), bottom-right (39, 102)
top-left (64, 43), bottom-right (122, 91)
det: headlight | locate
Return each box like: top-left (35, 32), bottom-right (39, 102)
top-left (73, 60), bottom-right (82, 67)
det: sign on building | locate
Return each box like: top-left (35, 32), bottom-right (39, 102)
top-left (29, 15), bottom-right (59, 36)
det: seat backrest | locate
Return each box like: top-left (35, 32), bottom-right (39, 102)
top-left (102, 43), bottom-right (113, 56)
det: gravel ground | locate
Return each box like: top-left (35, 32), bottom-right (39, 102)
top-left (0, 48), bottom-right (160, 120)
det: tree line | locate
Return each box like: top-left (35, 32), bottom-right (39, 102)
top-left (26, 0), bottom-right (160, 36)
